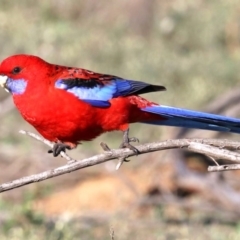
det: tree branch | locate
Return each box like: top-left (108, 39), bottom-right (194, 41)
top-left (208, 164), bottom-right (240, 171)
top-left (0, 131), bottom-right (240, 192)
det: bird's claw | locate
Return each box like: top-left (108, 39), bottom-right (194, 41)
top-left (119, 141), bottom-right (139, 154)
top-left (120, 129), bottom-right (140, 155)
top-left (100, 130), bottom-right (139, 155)
top-left (100, 129), bottom-right (139, 169)
top-left (48, 142), bottom-right (71, 157)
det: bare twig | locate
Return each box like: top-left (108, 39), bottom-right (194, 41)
top-left (0, 131), bottom-right (240, 192)
top-left (19, 130), bottom-right (75, 163)
top-left (188, 143), bottom-right (240, 163)
top-left (208, 156), bottom-right (219, 166)
top-left (208, 165), bottom-right (240, 172)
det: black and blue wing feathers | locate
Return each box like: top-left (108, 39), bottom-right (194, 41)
top-left (55, 77), bottom-right (165, 107)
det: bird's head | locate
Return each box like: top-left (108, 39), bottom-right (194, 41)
top-left (0, 54), bottom-right (50, 95)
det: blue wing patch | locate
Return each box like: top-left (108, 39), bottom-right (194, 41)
top-left (55, 79), bottom-right (116, 108)
top-left (83, 100), bottom-right (111, 108)
top-left (55, 78), bottom-right (165, 108)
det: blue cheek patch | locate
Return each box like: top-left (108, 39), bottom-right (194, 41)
top-left (7, 78), bottom-right (27, 95)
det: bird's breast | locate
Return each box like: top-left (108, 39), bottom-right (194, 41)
top-left (12, 89), bottom-right (103, 142)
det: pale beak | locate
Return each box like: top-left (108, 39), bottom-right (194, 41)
top-left (0, 75), bottom-right (9, 92)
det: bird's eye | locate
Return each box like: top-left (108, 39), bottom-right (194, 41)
top-left (12, 67), bottom-right (22, 75)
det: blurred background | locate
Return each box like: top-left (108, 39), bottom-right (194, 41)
top-left (1, 0), bottom-right (240, 239)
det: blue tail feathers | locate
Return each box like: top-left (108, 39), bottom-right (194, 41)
top-left (141, 105), bottom-right (240, 134)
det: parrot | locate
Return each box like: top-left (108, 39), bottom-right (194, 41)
top-left (0, 54), bottom-right (240, 157)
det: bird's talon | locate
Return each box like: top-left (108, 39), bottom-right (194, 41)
top-left (119, 129), bottom-right (140, 155)
top-left (120, 142), bottom-right (139, 154)
top-left (48, 142), bottom-right (71, 157)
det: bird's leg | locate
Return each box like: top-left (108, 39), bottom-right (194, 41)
top-left (119, 128), bottom-right (139, 154)
top-left (48, 141), bottom-right (72, 157)
top-left (100, 129), bottom-right (139, 169)
top-left (117, 129), bottom-right (140, 167)
top-left (101, 129), bottom-right (139, 154)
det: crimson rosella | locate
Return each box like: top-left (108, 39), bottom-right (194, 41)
top-left (0, 54), bottom-right (240, 156)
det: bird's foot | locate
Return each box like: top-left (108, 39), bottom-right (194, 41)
top-left (100, 129), bottom-right (139, 169)
top-left (119, 129), bottom-right (139, 154)
top-left (48, 141), bottom-right (71, 157)
top-left (117, 129), bottom-right (140, 168)
top-left (101, 129), bottom-right (139, 154)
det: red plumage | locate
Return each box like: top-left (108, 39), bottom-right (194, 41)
top-left (0, 54), bottom-right (164, 152)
